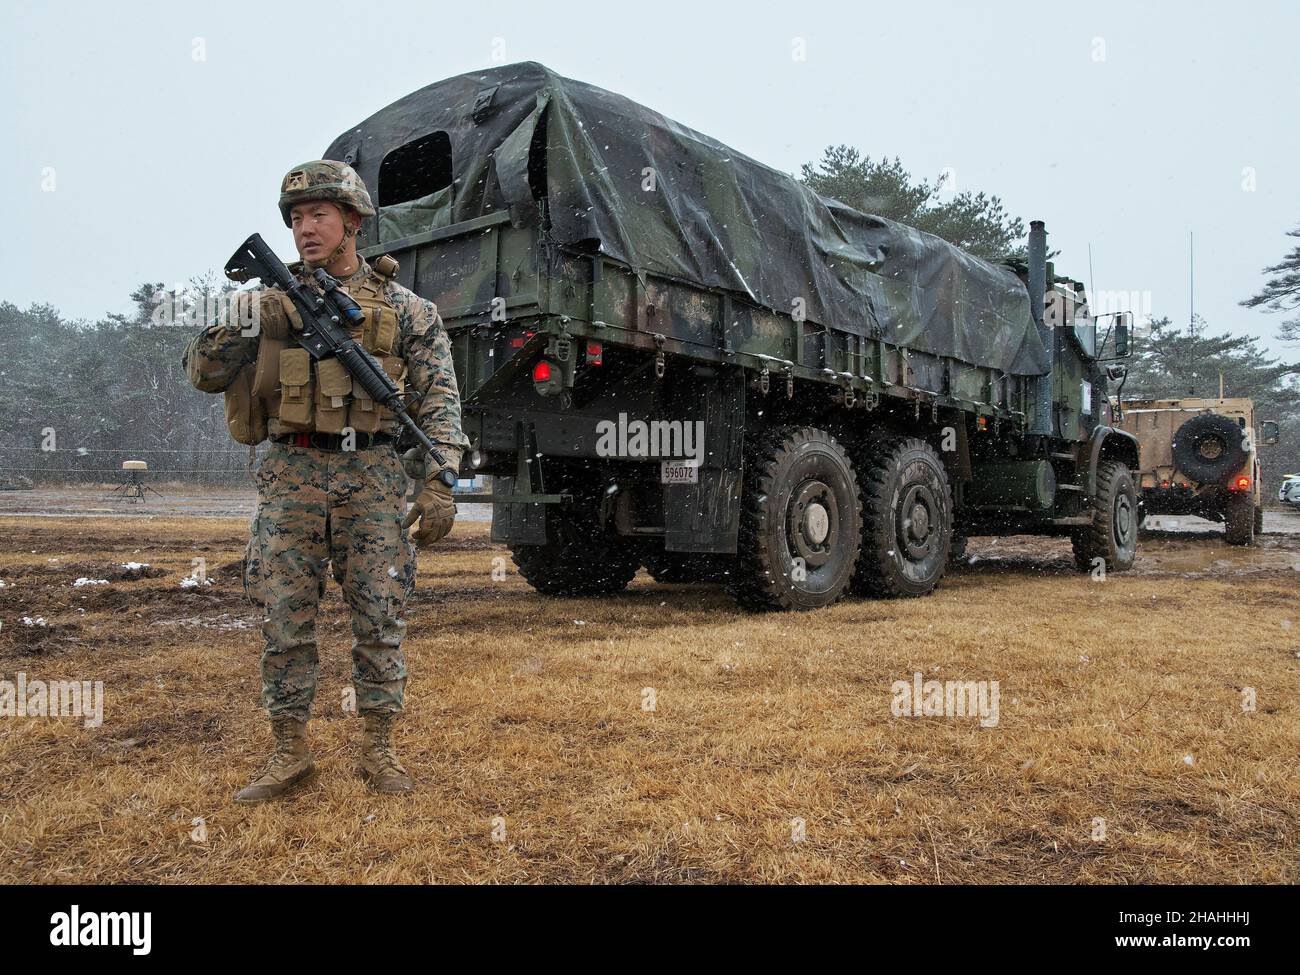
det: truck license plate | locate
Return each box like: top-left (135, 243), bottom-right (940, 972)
top-left (661, 460), bottom-right (698, 485)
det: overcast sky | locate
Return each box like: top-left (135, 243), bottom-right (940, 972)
top-left (3, 0), bottom-right (1297, 358)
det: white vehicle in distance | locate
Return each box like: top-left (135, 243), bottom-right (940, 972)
top-left (1279, 473), bottom-right (1300, 506)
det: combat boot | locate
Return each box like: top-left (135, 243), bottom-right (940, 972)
top-left (359, 711), bottom-right (414, 794)
top-left (234, 715), bottom-right (315, 804)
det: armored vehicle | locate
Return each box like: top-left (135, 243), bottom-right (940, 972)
top-left (1113, 397), bottom-right (1279, 544)
top-left (324, 62), bottom-right (1139, 610)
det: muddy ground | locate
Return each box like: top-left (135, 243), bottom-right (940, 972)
top-left (0, 504), bottom-right (1297, 884)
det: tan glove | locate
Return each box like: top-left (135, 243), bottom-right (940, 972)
top-left (402, 475), bottom-right (456, 545)
top-left (229, 289), bottom-right (301, 340)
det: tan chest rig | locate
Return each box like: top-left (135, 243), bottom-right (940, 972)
top-left (224, 256), bottom-right (404, 445)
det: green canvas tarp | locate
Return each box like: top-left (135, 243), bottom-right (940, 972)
top-left (324, 62), bottom-right (1049, 376)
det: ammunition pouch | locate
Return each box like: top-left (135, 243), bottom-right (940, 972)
top-left (223, 365), bottom-right (268, 445)
top-left (314, 357), bottom-right (353, 434)
top-left (252, 337), bottom-right (286, 419)
top-left (277, 347), bottom-right (315, 429)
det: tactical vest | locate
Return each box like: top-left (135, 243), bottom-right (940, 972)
top-left (224, 256), bottom-right (404, 445)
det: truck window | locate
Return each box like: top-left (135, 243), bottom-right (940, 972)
top-left (1072, 318), bottom-right (1097, 358)
top-left (377, 131), bottom-right (454, 241)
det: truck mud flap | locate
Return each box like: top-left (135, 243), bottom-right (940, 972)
top-left (662, 367), bottom-right (745, 554)
top-left (489, 474), bottom-right (549, 545)
top-left (663, 466), bottom-right (743, 553)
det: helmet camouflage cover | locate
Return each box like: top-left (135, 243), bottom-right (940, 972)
top-left (278, 160), bottom-right (376, 227)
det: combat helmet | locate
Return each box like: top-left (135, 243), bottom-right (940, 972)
top-left (278, 160), bottom-right (375, 227)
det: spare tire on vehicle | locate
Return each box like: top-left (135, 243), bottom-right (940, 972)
top-left (1171, 414), bottom-right (1247, 485)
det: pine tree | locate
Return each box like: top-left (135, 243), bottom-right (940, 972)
top-left (799, 145), bottom-right (1026, 262)
top-left (1241, 224), bottom-right (1300, 344)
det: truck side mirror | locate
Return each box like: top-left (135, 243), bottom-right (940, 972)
top-left (1113, 314), bottom-right (1131, 358)
top-left (1261, 420), bottom-right (1280, 446)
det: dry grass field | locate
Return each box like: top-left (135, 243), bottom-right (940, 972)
top-left (1, 511), bottom-right (1298, 884)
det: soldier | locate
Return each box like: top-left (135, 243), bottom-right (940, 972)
top-left (182, 160), bottom-right (468, 802)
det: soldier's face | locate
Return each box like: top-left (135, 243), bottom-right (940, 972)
top-left (290, 201), bottom-right (359, 262)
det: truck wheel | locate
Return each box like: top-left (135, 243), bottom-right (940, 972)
top-left (729, 426), bottom-right (862, 611)
top-left (643, 551), bottom-right (731, 585)
top-left (1072, 460), bottom-right (1137, 572)
top-left (1254, 505), bottom-right (1264, 536)
top-left (510, 506), bottom-right (642, 596)
top-left (850, 436), bottom-right (952, 598)
top-left (1224, 493), bottom-right (1255, 546)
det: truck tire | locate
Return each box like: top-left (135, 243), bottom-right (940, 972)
top-left (850, 436), bottom-right (952, 598)
top-left (729, 426), bottom-right (862, 611)
top-left (1254, 505), bottom-right (1264, 535)
top-left (643, 551), bottom-right (731, 585)
top-left (1071, 460), bottom-right (1137, 572)
top-left (1172, 414), bottom-right (1247, 485)
top-left (1224, 492), bottom-right (1255, 546)
top-left (510, 506), bottom-right (642, 596)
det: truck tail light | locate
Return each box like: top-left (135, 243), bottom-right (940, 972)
top-left (532, 359), bottom-right (562, 395)
top-left (586, 340), bottom-right (603, 365)
top-left (1235, 476), bottom-right (1250, 490)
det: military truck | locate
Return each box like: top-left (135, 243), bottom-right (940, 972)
top-left (1112, 397), bottom-right (1279, 544)
top-left (324, 62), bottom-right (1140, 610)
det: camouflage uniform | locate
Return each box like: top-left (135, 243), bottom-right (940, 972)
top-left (183, 259), bottom-right (468, 721)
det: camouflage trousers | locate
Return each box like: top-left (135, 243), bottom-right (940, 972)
top-left (243, 443), bottom-right (416, 721)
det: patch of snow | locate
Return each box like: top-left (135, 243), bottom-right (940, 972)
top-left (160, 613), bottom-right (256, 631)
